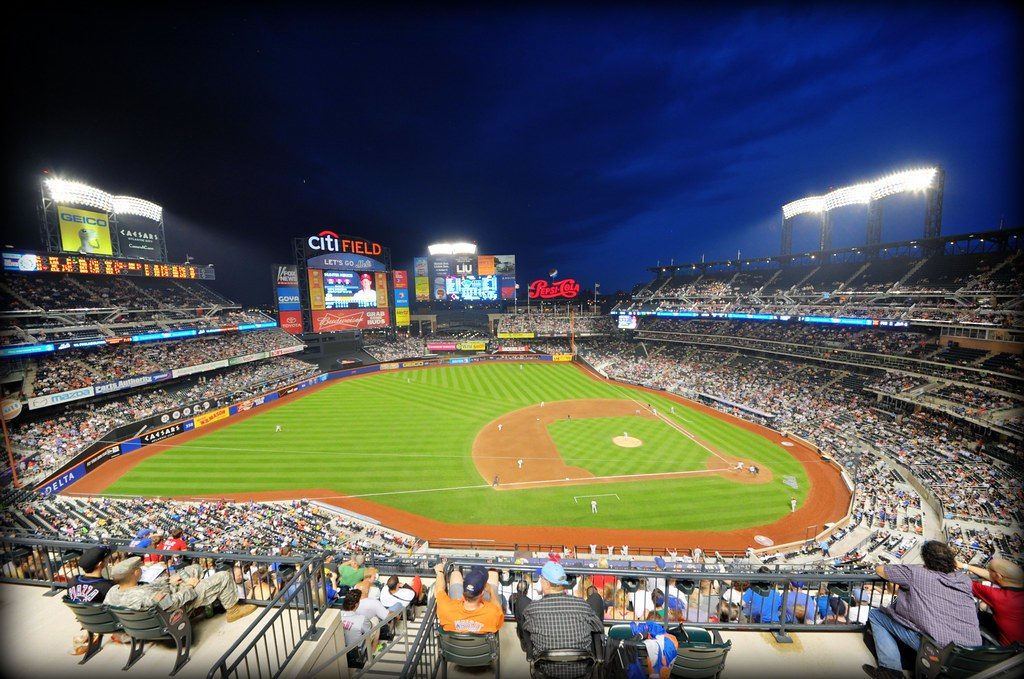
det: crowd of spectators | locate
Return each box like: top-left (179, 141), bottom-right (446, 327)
top-left (363, 335), bottom-right (428, 362)
top-left (574, 339), bottom-right (1022, 559)
top-left (2, 273), bottom-right (232, 312)
top-left (30, 329), bottom-right (302, 396)
top-left (8, 357), bottom-right (320, 485)
top-left (497, 313), bottom-right (613, 336)
top-left (1, 490), bottom-right (422, 558)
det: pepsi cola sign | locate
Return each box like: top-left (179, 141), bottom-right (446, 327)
top-left (528, 278), bottom-right (580, 300)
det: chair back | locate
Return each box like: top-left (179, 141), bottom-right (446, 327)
top-left (917, 635), bottom-right (1023, 679)
top-left (108, 605), bottom-right (178, 641)
top-left (63, 597), bottom-right (120, 634)
top-left (669, 626), bottom-right (731, 679)
top-left (437, 627), bottom-right (498, 668)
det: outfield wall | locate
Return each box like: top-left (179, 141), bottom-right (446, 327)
top-left (45, 353), bottom-right (560, 495)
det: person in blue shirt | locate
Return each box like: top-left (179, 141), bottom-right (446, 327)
top-left (741, 570), bottom-right (785, 623)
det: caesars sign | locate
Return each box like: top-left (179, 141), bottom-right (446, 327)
top-left (528, 278), bottom-right (580, 300)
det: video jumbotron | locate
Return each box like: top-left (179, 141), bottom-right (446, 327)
top-left (2, 6), bottom-right (1021, 679)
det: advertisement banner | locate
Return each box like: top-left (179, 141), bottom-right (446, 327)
top-left (270, 345), bottom-right (303, 357)
top-left (413, 257), bottom-right (428, 277)
top-left (457, 341), bottom-right (487, 351)
top-left (494, 254), bottom-right (516, 275)
top-left (57, 205), bottom-right (113, 256)
top-left (39, 463), bottom-right (87, 496)
top-left (278, 310), bottom-right (304, 334)
top-left (116, 214), bottom-right (163, 260)
top-left (374, 271), bottom-right (390, 308)
top-left (194, 407), bottom-right (229, 428)
top-left (141, 422), bottom-right (185, 445)
top-left (394, 307), bottom-right (410, 326)
top-left (497, 332), bottom-right (535, 339)
top-left (529, 278), bottom-right (580, 299)
top-left (500, 275), bottom-right (518, 300)
top-left (171, 359), bottom-right (229, 378)
top-left (275, 264), bottom-right (298, 286)
top-left (414, 277), bottom-right (430, 301)
top-left (312, 308), bottom-right (391, 332)
top-left (551, 353), bottom-right (574, 362)
top-left (228, 352), bottom-right (269, 366)
top-left (306, 252), bottom-right (386, 272)
top-left (477, 255), bottom-right (495, 276)
top-left (28, 386), bottom-right (96, 410)
top-left (95, 374), bottom-right (154, 395)
top-left (393, 270), bottom-right (408, 289)
top-left (277, 286), bottom-right (300, 311)
top-left (394, 288), bottom-right (409, 306)
top-left (307, 269), bottom-right (325, 310)
top-left (453, 254), bottom-right (476, 277)
top-left (427, 342), bottom-right (458, 351)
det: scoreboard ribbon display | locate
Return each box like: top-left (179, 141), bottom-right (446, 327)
top-left (2, 251), bottom-right (214, 280)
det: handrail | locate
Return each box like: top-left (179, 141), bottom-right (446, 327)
top-left (206, 556), bottom-right (329, 679)
top-left (399, 596), bottom-right (439, 679)
top-left (305, 603), bottom-right (409, 677)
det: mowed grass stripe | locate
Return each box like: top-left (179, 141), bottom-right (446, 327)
top-left (104, 363), bottom-right (809, 530)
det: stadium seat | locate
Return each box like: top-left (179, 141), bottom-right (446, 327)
top-left (668, 625), bottom-right (731, 679)
top-left (436, 625), bottom-right (500, 678)
top-left (525, 630), bottom-right (605, 679)
top-left (62, 596), bottom-right (122, 664)
top-left (914, 634), bottom-right (1023, 679)
top-left (107, 604), bottom-right (192, 675)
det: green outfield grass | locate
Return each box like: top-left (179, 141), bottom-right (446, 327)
top-left (103, 362), bottom-right (809, 531)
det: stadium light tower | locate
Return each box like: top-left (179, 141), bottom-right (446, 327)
top-left (780, 166), bottom-right (943, 255)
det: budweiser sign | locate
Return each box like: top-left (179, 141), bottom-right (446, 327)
top-left (528, 278), bottom-right (580, 299)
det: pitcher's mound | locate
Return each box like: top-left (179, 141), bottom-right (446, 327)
top-left (612, 436), bottom-right (643, 448)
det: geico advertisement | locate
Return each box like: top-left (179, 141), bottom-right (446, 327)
top-left (58, 205), bottom-right (113, 255)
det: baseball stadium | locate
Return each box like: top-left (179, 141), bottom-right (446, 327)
top-left (2, 9), bottom-right (1022, 679)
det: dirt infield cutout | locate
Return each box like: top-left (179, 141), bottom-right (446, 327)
top-left (472, 399), bottom-right (772, 491)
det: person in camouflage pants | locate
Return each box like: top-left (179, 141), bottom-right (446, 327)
top-left (105, 557), bottom-right (256, 623)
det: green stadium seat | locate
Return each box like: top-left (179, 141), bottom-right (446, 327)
top-left (436, 625), bottom-right (500, 678)
top-left (107, 604), bottom-right (192, 676)
top-left (914, 634), bottom-right (1023, 679)
top-left (62, 596), bottom-right (122, 664)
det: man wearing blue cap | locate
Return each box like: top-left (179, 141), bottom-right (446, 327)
top-left (522, 560), bottom-right (603, 677)
top-left (432, 562), bottom-right (504, 634)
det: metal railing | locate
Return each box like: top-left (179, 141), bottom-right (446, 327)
top-left (399, 597), bottom-right (440, 679)
top-left (207, 555), bottom-right (331, 679)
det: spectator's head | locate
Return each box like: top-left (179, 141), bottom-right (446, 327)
top-left (171, 527), bottom-right (183, 539)
top-left (921, 541), bottom-right (957, 573)
top-left (78, 545), bottom-right (110, 574)
top-left (461, 567), bottom-right (488, 602)
top-left (717, 601), bottom-right (741, 622)
top-left (386, 575), bottom-right (400, 592)
top-left (540, 560), bottom-right (569, 594)
top-left (989, 559), bottom-right (1023, 587)
top-left (341, 588), bottom-right (362, 611)
top-left (110, 556), bottom-right (142, 585)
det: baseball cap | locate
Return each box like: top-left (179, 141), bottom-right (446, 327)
top-left (654, 556), bottom-right (667, 569)
top-left (541, 560), bottom-right (568, 586)
top-left (78, 546), bottom-right (110, 571)
top-left (791, 581), bottom-right (806, 589)
top-left (110, 556), bottom-right (142, 581)
top-left (136, 528), bottom-right (152, 538)
top-left (462, 568), bottom-right (488, 598)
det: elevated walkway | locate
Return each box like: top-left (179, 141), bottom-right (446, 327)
top-left (2, 580), bottom-right (879, 679)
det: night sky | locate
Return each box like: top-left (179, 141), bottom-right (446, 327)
top-left (4, 6), bottom-right (1020, 305)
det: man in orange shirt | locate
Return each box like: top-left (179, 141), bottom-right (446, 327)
top-left (433, 562), bottom-right (504, 634)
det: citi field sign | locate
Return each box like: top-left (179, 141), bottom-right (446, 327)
top-left (528, 278), bottom-right (580, 300)
top-left (307, 230), bottom-right (383, 257)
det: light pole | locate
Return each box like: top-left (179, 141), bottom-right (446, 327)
top-left (593, 282), bottom-right (600, 313)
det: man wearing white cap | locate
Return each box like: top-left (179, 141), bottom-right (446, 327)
top-left (521, 560), bottom-right (603, 677)
top-left (105, 556), bottom-right (256, 623)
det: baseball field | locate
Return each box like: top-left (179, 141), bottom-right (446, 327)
top-left (75, 362), bottom-right (850, 549)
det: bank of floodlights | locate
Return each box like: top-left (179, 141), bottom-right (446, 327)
top-left (428, 242), bottom-right (477, 256)
top-left (112, 196), bottom-right (164, 222)
top-left (44, 178), bottom-right (115, 213)
top-left (782, 167), bottom-right (938, 219)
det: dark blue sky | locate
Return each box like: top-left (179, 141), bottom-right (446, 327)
top-left (4, 5), bottom-right (1020, 304)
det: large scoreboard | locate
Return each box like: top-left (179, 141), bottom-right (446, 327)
top-left (2, 251), bottom-right (214, 280)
